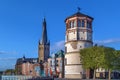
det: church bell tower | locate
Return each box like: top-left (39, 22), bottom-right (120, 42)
top-left (38, 18), bottom-right (50, 63)
top-left (64, 9), bottom-right (93, 78)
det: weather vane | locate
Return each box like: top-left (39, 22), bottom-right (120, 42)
top-left (77, 7), bottom-right (81, 12)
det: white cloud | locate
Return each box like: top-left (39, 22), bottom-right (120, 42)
top-left (94, 39), bottom-right (120, 45)
top-left (50, 39), bottom-right (120, 52)
top-left (0, 51), bottom-right (18, 54)
top-left (51, 40), bottom-right (65, 52)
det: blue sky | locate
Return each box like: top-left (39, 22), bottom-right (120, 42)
top-left (0, 0), bottom-right (120, 71)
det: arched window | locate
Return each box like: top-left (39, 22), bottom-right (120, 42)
top-left (70, 21), bottom-right (73, 28)
top-left (72, 21), bottom-right (74, 28)
top-left (82, 20), bottom-right (85, 27)
top-left (78, 20), bottom-right (81, 27)
top-left (74, 20), bottom-right (77, 27)
top-left (69, 21), bottom-right (71, 28)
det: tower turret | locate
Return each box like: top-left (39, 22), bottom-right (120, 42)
top-left (64, 9), bottom-right (93, 79)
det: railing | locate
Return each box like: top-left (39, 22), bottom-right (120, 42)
top-left (54, 78), bottom-right (120, 80)
top-left (0, 75), bottom-right (32, 80)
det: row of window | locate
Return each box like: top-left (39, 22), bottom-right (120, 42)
top-left (67, 36), bottom-right (92, 41)
top-left (69, 20), bottom-right (91, 28)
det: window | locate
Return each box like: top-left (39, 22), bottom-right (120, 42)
top-left (56, 60), bottom-right (59, 63)
top-left (72, 21), bottom-right (74, 28)
top-left (74, 20), bottom-right (77, 27)
top-left (82, 20), bottom-right (85, 27)
top-left (78, 20), bottom-right (81, 27)
top-left (65, 47), bottom-right (67, 53)
top-left (69, 21), bottom-right (71, 28)
top-left (39, 48), bottom-right (41, 50)
top-left (71, 21), bottom-right (74, 28)
top-left (80, 46), bottom-right (82, 48)
top-left (69, 21), bottom-right (75, 28)
top-left (81, 37), bottom-right (83, 40)
top-left (87, 21), bottom-right (90, 28)
top-left (70, 21), bottom-right (74, 28)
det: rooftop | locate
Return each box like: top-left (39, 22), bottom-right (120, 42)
top-left (65, 11), bottom-right (94, 22)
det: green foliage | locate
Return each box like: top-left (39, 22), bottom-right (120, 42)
top-left (113, 50), bottom-right (120, 70)
top-left (80, 46), bottom-right (120, 80)
top-left (103, 47), bottom-right (115, 70)
top-left (80, 46), bottom-right (105, 69)
top-left (5, 69), bottom-right (15, 75)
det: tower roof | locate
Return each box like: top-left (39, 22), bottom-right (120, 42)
top-left (56, 50), bottom-right (64, 57)
top-left (65, 11), bottom-right (93, 22)
top-left (41, 18), bottom-right (48, 44)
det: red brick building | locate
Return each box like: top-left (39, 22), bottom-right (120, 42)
top-left (15, 56), bottom-right (40, 77)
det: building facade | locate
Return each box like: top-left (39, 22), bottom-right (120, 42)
top-left (15, 18), bottom-right (50, 77)
top-left (47, 50), bottom-right (64, 78)
top-left (15, 56), bottom-right (40, 77)
top-left (64, 10), bottom-right (93, 78)
top-left (38, 18), bottom-right (50, 63)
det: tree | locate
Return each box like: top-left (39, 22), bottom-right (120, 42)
top-left (80, 46), bottom-right (105, 80)
top-left (5, 69), bottom-right (15, 75)
top-left (112, 50), bottom-right (120, 79)
top-left (114, 50), bottom-right (120, 70)
top-left (103, 47), bottom-right (115, 80)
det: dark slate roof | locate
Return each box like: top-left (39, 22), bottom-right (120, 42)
top-left (16, 57), bottom-right (38, 65)
top-left (65, 12), bottom-right (94, 22)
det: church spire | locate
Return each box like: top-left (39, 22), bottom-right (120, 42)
top-left (38, 18), bottom-right (50, 62)
top-left (41, 18), bottom-right (48, 44)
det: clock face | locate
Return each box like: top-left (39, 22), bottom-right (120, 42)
top-left (70, 42), bottom-right (77, 49)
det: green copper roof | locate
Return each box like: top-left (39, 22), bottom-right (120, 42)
top-left (55, 50), bottom-right (64, 58)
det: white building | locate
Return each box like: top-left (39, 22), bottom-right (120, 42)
top-left (64, 9), bottom-right (93, 79)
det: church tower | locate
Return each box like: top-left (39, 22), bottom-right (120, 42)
top-left (64, 9), bottom-right (93, 78)
top-left (38, 18), bottom-right (50, 63)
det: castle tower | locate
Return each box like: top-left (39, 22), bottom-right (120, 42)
top-left (38, 18), bottom-right (50, 63)
top-left (64, 9), bottom-right (93, 78)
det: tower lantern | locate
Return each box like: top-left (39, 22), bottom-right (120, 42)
top-left (64, 9), bottom-right (93, 79)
